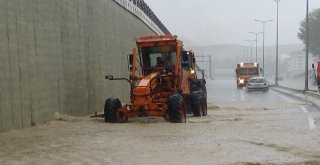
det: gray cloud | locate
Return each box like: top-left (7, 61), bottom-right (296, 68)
top-left (144, 0), bottom-right (320, 46)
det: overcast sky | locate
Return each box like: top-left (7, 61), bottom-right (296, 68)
top-left (144, 0), bottom-right (320, 47)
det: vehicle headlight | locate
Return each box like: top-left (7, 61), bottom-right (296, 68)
top-left (239, 79), bottom-right (244, 84)
top-left (191, 70), bottom-right (195, 74)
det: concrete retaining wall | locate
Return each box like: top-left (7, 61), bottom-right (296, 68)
top-left (0, 0), bottom-right (156, 131)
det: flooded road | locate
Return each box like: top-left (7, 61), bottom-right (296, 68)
top-left (1, 79), bottom-right (320, 165)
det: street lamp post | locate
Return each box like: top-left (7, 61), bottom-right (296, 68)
top-left (243, 48), bottom-right (248, 62)
top-left (246, 40), bottom-right (256, 62)
top-left (275, 0), bottom-right (280, 86)
top-left (305, 0), bottom-right (309, 92)
top-left (249, 32), bottom-right (263, 62)
top-left (254, 20), bottom-right (273, 77)
top-left (246, 47), bottom-right (249, 61)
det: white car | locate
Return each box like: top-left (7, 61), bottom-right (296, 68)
top-left (246, 77), bottom-right (269, 92)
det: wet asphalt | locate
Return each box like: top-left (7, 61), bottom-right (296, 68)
top-left (207, 78), bottom-right (320, 129)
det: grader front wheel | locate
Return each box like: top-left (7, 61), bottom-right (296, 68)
top-left (168, 94), bottom-right (186, 123)
top-left (191, 92), bottom-right (202, 117)
top-left (116, 109), bottom-right (128, 123)
top-left (104, 98), bottom-right (122, 123)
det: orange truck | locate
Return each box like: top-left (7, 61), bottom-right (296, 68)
top-left (235, 63), bottom-right (260, 87)
top-left (97, 35), bottom-right (207, 123)
top-left (312, 62), bottom-right (320, 91)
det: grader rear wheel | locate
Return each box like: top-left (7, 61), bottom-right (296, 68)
top-left (192, 103), bottom-right (202, 117)
top-left (202, 99), bottom-right (207, 116)
top-left (191, 92), bottom-right (202, 117)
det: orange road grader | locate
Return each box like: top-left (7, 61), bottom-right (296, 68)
top-left (100, 35), bottom-right (207, 123)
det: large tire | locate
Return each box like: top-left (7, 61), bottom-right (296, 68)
top-left (191, 91), bottom-right (202, 117)
top-left (201, 85), bottom-right (208, 116)
top-left (168, 94), bottom-right (186, 123)
top-left (184, 99), bottom-right (192, 114)
top-left (202, 98), bottom-right (208, 116)
top-left (104, 98), bottom-right (122, 123)
top-left (190, 79), bottom-right (207, 117)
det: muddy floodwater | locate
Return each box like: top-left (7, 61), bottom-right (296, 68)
top-left (1, 99), bottom-right (320, 165)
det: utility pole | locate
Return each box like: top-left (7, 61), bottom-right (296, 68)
top-left (275, 0), bottom-right (281, 86)
top-left (249, 32), bottom-right (263, 62)
top-left (197, 55), bottom-right (212, 79)
top-left (305, 0), bottom-right (309, 92)
top-left (246, 40), bottom-right (255, 63)
top-left (209, 56), bottom-right (212, 79)
top-left (255, 19), bottom-right (273, 77)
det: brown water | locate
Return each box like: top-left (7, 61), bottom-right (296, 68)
top-left (0, 102), bottom-right (320, 165)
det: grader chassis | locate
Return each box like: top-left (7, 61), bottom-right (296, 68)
top-left (99, 35), bottom-right (207, 123)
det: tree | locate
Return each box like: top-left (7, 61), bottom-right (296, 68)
top-left (298, 8), bottom-right (320, 57)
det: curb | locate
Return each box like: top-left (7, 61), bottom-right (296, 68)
top-left (271, 86), bottom-right (320, 109)
top-left (271, 85), bottom-right (304, 93)
top-left (305, 91), bottom-right (320, 99)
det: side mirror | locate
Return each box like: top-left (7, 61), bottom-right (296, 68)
top-left (181, 52), bottom-right (190, 67)
top-left (128, 54), bottom-right (133, 65)
top-left (128, 54), bottom-right (133, 71)
top-left (105, 75), bottom-right (114, 80)
top-left (260, 68), bottom-right (263, 72)
top-left (312, 63), bottom-right (315, 69)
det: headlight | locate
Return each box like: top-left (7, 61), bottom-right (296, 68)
top-left (239, 79), bottom-right (244, 84)
top-left (191, 70), bottom-right (195, 74)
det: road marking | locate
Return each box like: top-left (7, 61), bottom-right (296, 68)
top-left (270, 91), bottom-right (295, 103)
top-left (271, 91), bottom-right (316, 129)
top-left (300, 106), bottom-right (316, 129)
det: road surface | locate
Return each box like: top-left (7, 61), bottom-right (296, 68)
top-left (0, 78), bottom-right (320, 165)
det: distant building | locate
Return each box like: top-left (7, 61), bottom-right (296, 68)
top-left (288, 52), bottom-right (304, 75)
top-left (286, 51), bottom-right (317, 78)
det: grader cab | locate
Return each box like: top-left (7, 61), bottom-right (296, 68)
top-left (181, 50), bottom-right (207, 116)
top-left (102, 35), bottom-right (207, 123)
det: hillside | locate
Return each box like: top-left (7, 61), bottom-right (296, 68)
top-left (189, 44), bottom-right (304, 68)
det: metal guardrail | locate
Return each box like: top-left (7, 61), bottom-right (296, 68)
top-left (195, 64), bottom-right (208, 79)
top-left (114, 0), bottom-right (170, 35)
top-left (272, 85), bottom-right (320, 99)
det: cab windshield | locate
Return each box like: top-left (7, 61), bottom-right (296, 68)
top-left (249, 78), bottom-right (266, 83)
top-left (239, 68), bottom-right (258, 75)
top-left (141, 45), bottom-right (177, 68)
